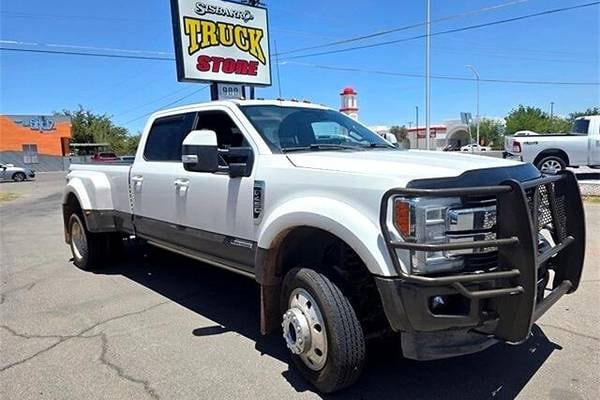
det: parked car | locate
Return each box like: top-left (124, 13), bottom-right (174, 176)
top-left (119, 155), bottom-right (136, 162)
top-left (62, 99), bottom-right (585, 393)
top-left (443, 143), bottom-right (460, 151)
top-left (504, 115), bottom-right (600, 173)
top-left (460, 143), bottom-right (491, 152)
top-left (90, 152), bottom-right (119, 162)
top-left (0, 163), bottom-right (35, 182)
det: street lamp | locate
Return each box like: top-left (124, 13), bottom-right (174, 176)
top-left (466, 65), bottom-right (480, 149)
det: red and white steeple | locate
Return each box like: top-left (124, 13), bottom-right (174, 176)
top-left (339, 86), bottom-right (358, 120)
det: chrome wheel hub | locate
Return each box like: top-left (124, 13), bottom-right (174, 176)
top-left (71, 217), bottom-right (87, 260)
top-left (540, 159), bottom-right (562, 174)
top-left (282, 288), bottom-right (328, 371)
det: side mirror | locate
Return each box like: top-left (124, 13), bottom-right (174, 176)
top-left (226, 147), bottom-right (254, 178)
top-left (182, 130), bottom-right (219, 173)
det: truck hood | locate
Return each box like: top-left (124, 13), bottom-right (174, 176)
top-left (286, 150), bottom-right (522, 181)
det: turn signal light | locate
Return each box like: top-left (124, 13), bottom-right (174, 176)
top-left (393, 200), bottom-right (412, 239)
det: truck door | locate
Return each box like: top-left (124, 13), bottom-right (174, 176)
top-left (130, 112), bottom-right (197, 243)
top-left (588, 119), bottom-right (600, 165)
top-left (175, 107), bottom-right (257, 272)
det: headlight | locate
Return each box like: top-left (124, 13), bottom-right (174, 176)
top-left (388, 196), bottom-right (497, 275)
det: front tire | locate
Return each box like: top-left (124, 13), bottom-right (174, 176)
top-left (281, 268), bottom-right (366, 393)
top-left (536, 156), bottom-right (566, 174)
top-left (12, 172), bottom-right (26, 182)
top-left (68, 213), bottom-right (107, 270)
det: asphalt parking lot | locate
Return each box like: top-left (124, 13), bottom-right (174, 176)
top-left (1, 172), bottom-right (598, 400)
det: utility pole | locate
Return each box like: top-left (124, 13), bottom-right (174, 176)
top-left (466, 65), bottom-right (480, 148)
top-left (245, 0), bottom-right (261, 99)
top-left (416, 106), bottom-right (419, 148)
top-left (425, 0), bottom-right (431, 150)
top-left (550, 101), bottom-right (554, 119)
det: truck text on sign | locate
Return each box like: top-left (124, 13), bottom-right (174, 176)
top-left (170, 0), bottom-right (271, 86)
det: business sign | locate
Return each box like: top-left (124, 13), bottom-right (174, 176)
top-left (460, 112), bottom-right (472, 125)
top-left (170, 0), bottom-right (271, 86)
top-left (217, 83), bottom-right (243, 99)
top-left (416, 129), bottom-right (438, 139)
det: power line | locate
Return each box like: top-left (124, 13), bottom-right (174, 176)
top-left (113, 86), bottom-right (194, 118)
top-left (122, 85), bottom-right (209, 125)
top-left (274, 0), bottom-right (534, 57)
top-left (0, 47), bottom-right (175, 61)
top-left (1, 46), bottom-right (595, 87)
top-left (277, 1), bottom-right (600, 61)
top-left (282, 61), bottom-right (600, 86)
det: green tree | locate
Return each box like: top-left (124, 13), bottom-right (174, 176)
top-left (568, 107), bottom-right (600, 122)
top-left (55, 106), bottom-right (140, 155)
top-left (470, 118), bottom-right (505, 149)
top-left (505, 105), bottom-right (570, 135)
top-left (390, 125), bottom-right (409, 148)
top-left (389, 125), bottom-right (408, 141)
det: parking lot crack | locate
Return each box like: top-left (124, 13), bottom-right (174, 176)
top-left (538, 323), bottom-right (600, 341)
top-left (0, 300), bottom-right (169, 373)
top-left (98, 333), bottom-right (160, 400)
top-left (0, 282), bottom-right (36, 304)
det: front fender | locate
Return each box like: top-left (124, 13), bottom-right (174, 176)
top-left (258, 197), bottom-right (397, 277)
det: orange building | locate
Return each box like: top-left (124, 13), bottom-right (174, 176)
top-left (0, 115), bottom-right (71, 170)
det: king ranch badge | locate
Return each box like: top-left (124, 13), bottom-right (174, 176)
top-left (171, 0), bottom-right (271, 86)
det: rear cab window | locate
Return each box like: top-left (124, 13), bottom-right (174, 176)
top-left (571, 119), bottom-right (590, 135)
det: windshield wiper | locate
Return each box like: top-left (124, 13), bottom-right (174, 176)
top-left (281, 144), bottom-right (364, 153)
top-left (365, 143), bottom-right (395, 149)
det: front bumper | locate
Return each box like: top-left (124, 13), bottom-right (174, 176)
top-left (376, 171), bottom-right (585, 359)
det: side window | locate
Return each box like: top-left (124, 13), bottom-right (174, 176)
top-left (571, 119), bottom-right (590, 135)
top-left (144, 113), bottom-right (196, 161)
top-left (194, 110), bottom-right (249, 149)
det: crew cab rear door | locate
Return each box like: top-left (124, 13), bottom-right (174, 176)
top-left (130, 112), bottom-right (197, 243)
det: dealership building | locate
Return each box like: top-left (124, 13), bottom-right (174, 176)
top-left (0, 114), bottom-right (72, 171)
top-left (370, 123), bottom-right (471, 150)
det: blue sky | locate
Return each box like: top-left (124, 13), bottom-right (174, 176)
top-left (1, 0), bottom-right (598, 133)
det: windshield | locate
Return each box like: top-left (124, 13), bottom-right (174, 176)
top-left (240, 105), bottom-right (395, 152)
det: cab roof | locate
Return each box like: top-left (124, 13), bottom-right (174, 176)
top-left (151, 99), bottom-right (331, 120)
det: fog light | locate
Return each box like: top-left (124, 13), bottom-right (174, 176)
top-left (430, 295), bottom-right (446, 311)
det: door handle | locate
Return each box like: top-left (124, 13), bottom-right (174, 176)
top-left (174, 178), bottom-right (189, 187)
top-left (174, 178), bottom-right (190, 195)
top-left (131, 175), bottom-right (143, 189)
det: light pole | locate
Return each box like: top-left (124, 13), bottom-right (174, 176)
top-left (466, 65), bottom-right (480, 149)
top-left (425, 0), bottom-right (431, 150)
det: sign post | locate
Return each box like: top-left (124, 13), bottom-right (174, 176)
top-left (170, 0), bottom-right (271, 100)
top-left (460, 112), bottom-right (474, 152)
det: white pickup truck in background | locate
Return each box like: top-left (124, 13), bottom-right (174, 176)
top-left (63, 99), bottom-right (586, 393)
top-left (504, 115), bottom-right (600, 173)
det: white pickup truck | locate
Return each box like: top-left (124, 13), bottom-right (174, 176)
top-left (63, 100), bottom-right (585, 393)
top-left (504, 115), bottom-right (600, 173)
